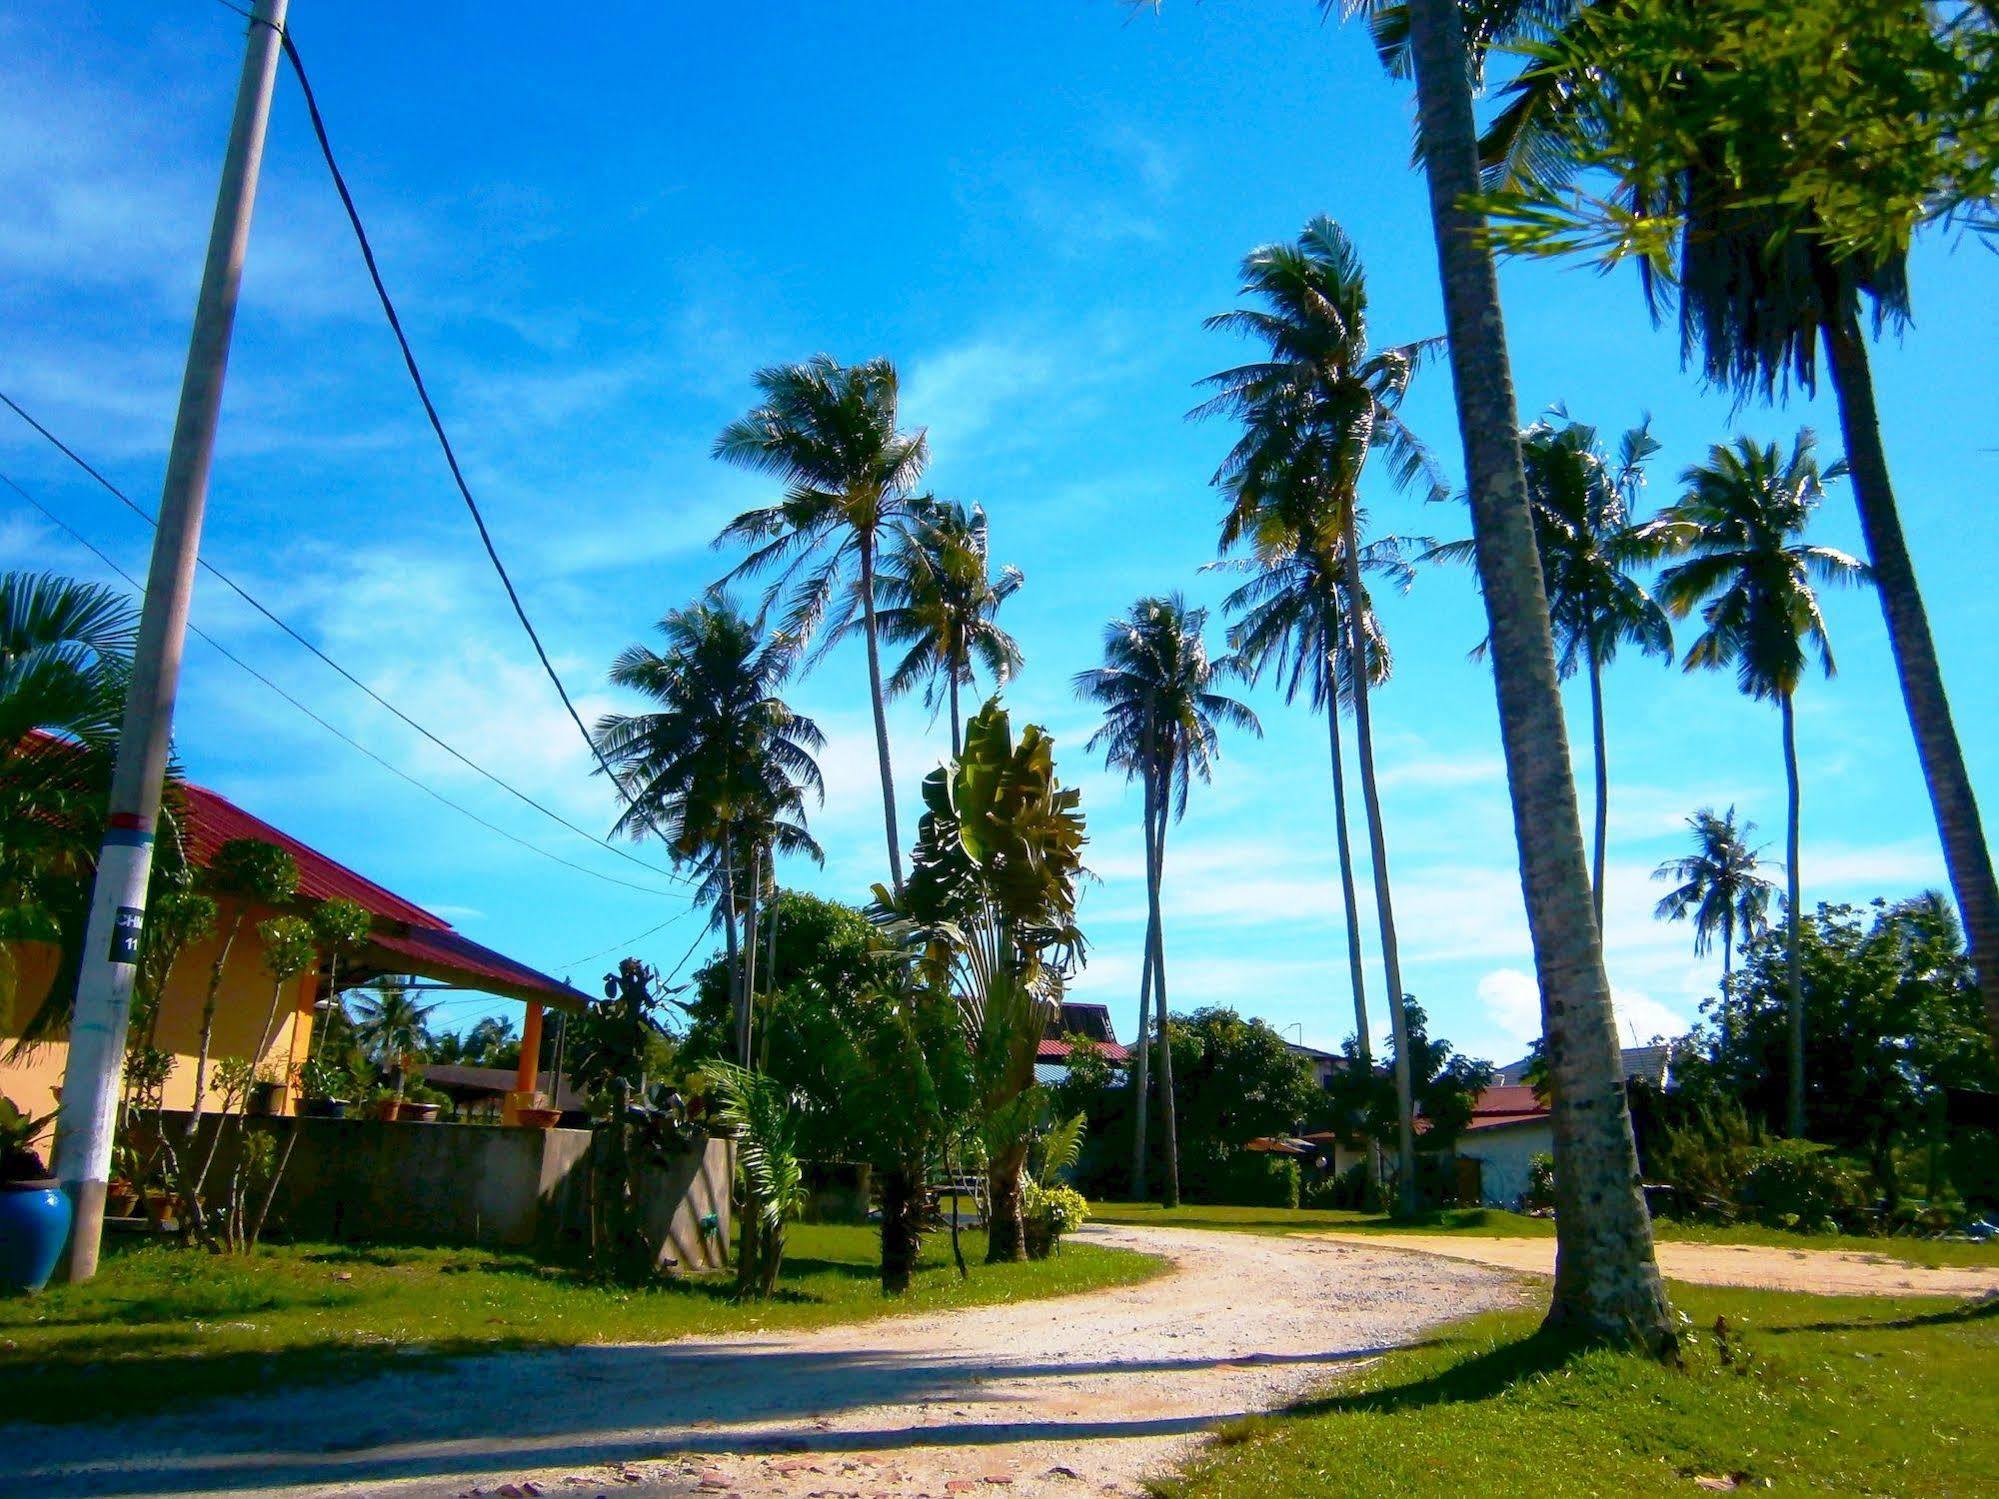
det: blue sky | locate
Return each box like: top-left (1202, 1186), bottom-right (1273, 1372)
top-left (4, 1), bottom-right (1994, 1061)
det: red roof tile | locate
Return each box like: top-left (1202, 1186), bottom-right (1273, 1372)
top-left (1037, 1036), bottom-right (1129, 1064)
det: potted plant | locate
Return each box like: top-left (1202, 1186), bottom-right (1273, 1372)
top-left (296, 1059), bottom-right (353, 1119)
top-left (402, 1084), bottom-right (449, 1124)
top-left (366, 1085), bottom-right (404, 1123)
top-left (105, 1141), bottom-right (142, 1220)
top-left (247, 1064), bottom-right (286, 1118)
top-left (1, 1095), bottom-right (71, 1293)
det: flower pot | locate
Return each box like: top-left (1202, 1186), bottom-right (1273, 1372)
top-left (1, 1180), bottom-right (72, 1292)
top-left (298, 1097), bottom-right (348, 1120)
top-left (142, 1189), bottom-right (183, 1232)
top-left (514, 1106), bottom-right (563, 1130)
top-left (371, 1099), bottom-right (405, 1123)
top-left (402, 1102), bottom-right (442, 1123)
top-left (248, 1081), bottom-right (284, 1117)
top-left (105, 1180), bottom-right (141, 1220)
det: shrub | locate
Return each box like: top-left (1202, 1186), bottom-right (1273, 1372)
top-left (1022, 1180), bottom-right (1088, 1258)
top-left (1191, 1153), bottom-right (1300, 1209)
top-left (1525, 1152), bottom-right (1557, 1212)
top-left (1738, 1140), bottom-right (1872, 1234)
top-left (1650, 1103), bottom-right (1760, 1221)
top-left (1304, 1160), bottom-right (1375, 1211)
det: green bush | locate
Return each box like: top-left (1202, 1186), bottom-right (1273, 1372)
top-left (1303, 1160), bottom-right (1374, 1211)
top-left (1738, 1141), bottom-right (1872, 1234)
top-left (1525, 1152), bottom-right (1557, 1212)
top-left (1191, 1152), bottom-right (1300, 1209)
top-left (1022, 1180), bottom-right (1089, 1258)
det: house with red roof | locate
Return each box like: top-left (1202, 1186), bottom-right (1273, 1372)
top-left (1, 763), bottom-right (589, 1130)
top-left (1035, 1001), bottom-right (1128, 1085)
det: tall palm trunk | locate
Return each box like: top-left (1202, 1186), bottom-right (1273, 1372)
top-left (1719, 914), bottom-right (1735, 1060)
top-left (1780, 691), bottom-right (1806, 1139)
top-left (858, 532), bottom-right (905, 893)
top-left (1130, 929), bottom-right (1154, 1199)
top-left (1148, 767), bottom-right (1181, 1208)
top-left (1822, 316), bottom-right (1999, 1048)
top-left (949, 671), bottom-right (963, 761)
top-left (1587, 652), bottom-right (1609, 931)
top-left (742, 845), bottom-right (763, 1069)
top-left (1402, 0), bottom-right (1671, 1346)
top-left (1341, 511), bottom-right (1416, 1214)
top-left (722, 840), bottom-right (746, 1067)
top-left (1325, 690), bottom-right (1379, 1195)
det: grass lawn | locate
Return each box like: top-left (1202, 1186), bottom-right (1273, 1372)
top-left (1159, 1286), bottom-right (1999, 1497)
top-left (0, 1223), bottom-right (1159, 1426)
top-left (1094, 1201), bottom-right (1999, 1269)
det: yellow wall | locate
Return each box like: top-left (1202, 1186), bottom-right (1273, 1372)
top-left (1, 898), bottom-right (319, 1149)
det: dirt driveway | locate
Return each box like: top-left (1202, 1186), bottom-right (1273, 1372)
top-left (0, 1225), bottom-right (1516, 1499)
top-left (1312, 1231), bottom-right (1999, 1299)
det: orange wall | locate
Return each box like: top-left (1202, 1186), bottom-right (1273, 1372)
top-left (1, 898), bottom-right (319, 1147)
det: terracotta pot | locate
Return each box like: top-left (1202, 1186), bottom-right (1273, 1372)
top-left (402, 1102), bottom-right (442, 1123)
top-left (142, 1189), bottom-right (183, 1231)
top-left (105, 1181), bottom-right (141, 1219)
top-left (514, 1106), bottom-right (563, 1129)
top-left (372, 1098), bottom-right (405, 1122)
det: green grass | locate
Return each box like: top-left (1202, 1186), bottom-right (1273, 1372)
top-left (0, 1224), bottom-right (1160, 1426)
top-left (1095, 1201), bottom-right (1999, 1268)
top-left (1156, 1286), bottom-right (1999, 1497)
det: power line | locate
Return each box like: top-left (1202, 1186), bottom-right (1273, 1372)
top-left (0, 388), bottom-right (694, 890)
top-left (266, 24), bottom-right (682, 866)
top-left (555, 909), bottom-right (696, 972)
top-left (1, 469), bottom-right (682, 900)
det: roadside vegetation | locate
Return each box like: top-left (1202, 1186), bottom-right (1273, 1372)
top-left (0, 1226), bottom-right (1159, 1426)
top-left (1157, 1286), bottom-right (1999, 1498)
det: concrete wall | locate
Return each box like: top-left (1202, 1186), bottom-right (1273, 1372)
top-left (153, 1111), bottom-right (731, 1266)
top-left (1457, 1121), bottom-right (1553, 1210)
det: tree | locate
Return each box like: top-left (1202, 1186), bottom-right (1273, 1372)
top-left (863, 499), bottom-right (1025, 757)
top-left (306, 898), bottom-right (372, 1063)
top-left (0, 572), bottom-right (137, 1033)
top-left (1475, 0), bottom-right (1999, 1051)
top-left (1197, 214), bottom-right (1442, 1212)
top-left (713, 356), bottom-right (930, 892)
top-left (882, 700), bottom-right (1088, 1260)
top-left (187, 839), bottom-right (298, 1133)
top-left (1339, 0), bottom-right (1675, 1345)
top-left (1652, 806), bottom-right (1777, 1053)
top-left (1165, 1008), bottom-right (1322, 1203)
top-left (1646, 433), bottom-right (1869, 1137)
top-left (595, 594), bottom-right (823, 1065)
top-left (351, 980), bottom-right (439, 1106)
top-left (1670, 895), bottom-right (1998, 1206)
top-left (1433, 414), bottom-right (1674, 925)
top-left (1076, 596), bottom-right (1257, 1206)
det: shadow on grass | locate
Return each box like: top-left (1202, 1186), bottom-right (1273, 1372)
top-left (1773, 1294), bottom-right (1999, 1336)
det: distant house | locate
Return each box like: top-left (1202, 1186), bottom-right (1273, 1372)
top-left (1456, 1047), bottom-right (1676, 1209)
top-left (1285, 1040), bottom-right (1346, 1091)
top-left (1035, 1001), bottom-right (1128, 1085)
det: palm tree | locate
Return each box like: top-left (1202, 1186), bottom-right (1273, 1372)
top-left (1197, 215), bottom-right (1435, 1213)
top-left (0, 571), bottom-right (137, 1030)
top-left (594, 594), bottom-right (824, 1064)
top-left (860, 499), bottom-right (1024, 756)
top-left (351, 980), bottom-right (439, 1105)
top-left (1076, 595), bottom-right (1259, 1207)
top-left (1433, 416), bottom-right (1674, 926)
top-left (1652, 806), bottom-right (1776, 1054)
top-left (713, 356), bottom-right (929, 893)
top-left (1334, 0), bottom-right (1674, 1343)
top-left (1471, 1), bottom-right (1999, 1045)
top-left (1645, 433), bottom-right (1869, 1138)
top-left (1218, 542), bottom-right (1390, 1181)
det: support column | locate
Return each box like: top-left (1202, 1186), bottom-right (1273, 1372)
top-left (282, 969), bottom-right (320, 1116)
top-left (505, 1000), bottom-right (544, 1124)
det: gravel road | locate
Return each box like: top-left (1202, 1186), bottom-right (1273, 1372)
top-left (0, 1224), bottom-right (1519, 1499)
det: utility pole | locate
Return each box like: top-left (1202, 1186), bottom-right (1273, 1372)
top-left (51, 0), bottom-right (290, 1282)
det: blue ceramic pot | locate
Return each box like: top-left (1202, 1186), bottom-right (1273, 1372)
top-left (0, 1180), bottom-right (72, 1293)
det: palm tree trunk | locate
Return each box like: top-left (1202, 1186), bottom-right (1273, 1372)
top-left (949, 673), bottom-right (962, 761)
top-left (722, 843), bottom-right (745, 1068)
top-left (743, 845), bottom-right (762, 1069)
top-left (1719, 914), bottom-right (1734, 1061)
top-left (1587, 651), bottom-right (1609, 932)
top-left (1148, 768), bottom-right (1180, 1209)
top-left (1401, 0), bottom-right (1671, 1347)
top-left (1130, 912), bottom-right (1154, 1201)
top-left (1325, 692), bottom-right (1378, 1194)
top-left (1822, 316), bottom-right (1999, 1048)
top-left (1341, 511), bottom-right (1416, 1216)
top-left (1781, 691), bottom-right (1806, 1139)
top-left (858, 533), bottom-right (905, 893)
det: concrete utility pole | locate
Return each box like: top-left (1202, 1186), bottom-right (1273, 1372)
top-left (52, 0), bottom-right (290, 1282)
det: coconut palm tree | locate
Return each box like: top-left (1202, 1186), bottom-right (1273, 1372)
top-left (351, 980), bottom-right (439, 1106)
top-left (713, 357), bottom-right (929, 893)
top-left (1218, 541), bottom-right (1391, 1172)
top-left (1432, 416), bottom-right (1675, 926)
top-left (1645, 433), bottom-right (1869, 1138)
top-left (1329, 0), bottom-right (1674, 1342)
top-left (1075, 595), bottom-right (1259, 1206)
top-left (1460, 0), bottom-right (1999, 1052)
top-left (857, 499), bottom-right (1024, 757)
top-left (1197, 215), bottom-right (1436, 1212)
top-left (594, 594), bottom-right (824, 1064)
top-left (1652, 806), bottom-right (1776, 1053)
